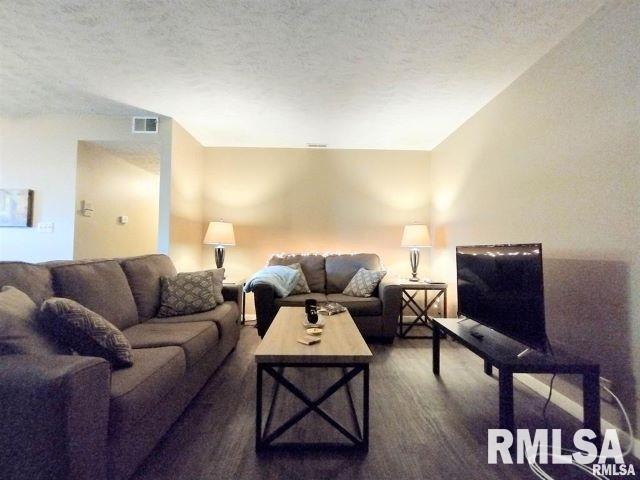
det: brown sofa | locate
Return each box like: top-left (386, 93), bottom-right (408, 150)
top-left (253, 253), bottom-right (401, 341)
top-left (0, 254), bottom-right (241, 480)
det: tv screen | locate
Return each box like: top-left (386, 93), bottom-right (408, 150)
top-left (456, 243), bottom-right (547, 351)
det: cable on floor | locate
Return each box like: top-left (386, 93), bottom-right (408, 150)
top-left (527, 381), bottom-right (634, 480)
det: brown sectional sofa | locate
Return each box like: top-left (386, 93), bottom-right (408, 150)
top-left (253, 253), bottom-right (402, 341)
top-left (0, 254), bottom-right (241, 480)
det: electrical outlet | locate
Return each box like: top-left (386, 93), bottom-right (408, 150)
top-left (37, 222), bottom-right (54, 233)
top-left (600, 377), bottom-right (614, 404)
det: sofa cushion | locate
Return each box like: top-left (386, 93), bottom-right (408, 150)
top-left (275, 293), bottom-right (328, 307)
top-left (0, 261), bottom-right (54, 305)
top-left (147, 301), bottom-right (240, 338)
top-left (40, 297), bottom-right (134, 368)
top-left (123, 321), bottom-right (218, 367)
top-left (325, 253), bottom-right (382, 294)
top-left (268, 254), bottom-right (326, 293)
top-left (0, 286), bottom-right (69, 355)
top-left (109, 346), bottom-right (185, 434)
top-left (207, 302), bottom-right (240, 339)
top-left (157, 271), bottom-right (217, 317)
top-left (326, 293), bottom-right (383, 316)
top-left (119, 255), bottom-right (177, 320)
top-left (51, 260), bottom-right (139, 330)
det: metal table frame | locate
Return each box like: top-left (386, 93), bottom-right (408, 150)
top-left (256, 362), bottom-right (369, 450)
top-left (397, 283), bottom-right (447, 339)
top-left (223, 279), bottom-right (247, 325)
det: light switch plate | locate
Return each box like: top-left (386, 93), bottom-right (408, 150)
top-left (81, 200), bottom-right (94, 217)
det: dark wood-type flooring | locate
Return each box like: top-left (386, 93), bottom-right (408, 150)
top-left (132, 324), bottom-right (628, 480)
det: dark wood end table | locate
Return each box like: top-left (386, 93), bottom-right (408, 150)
top-left (395, 281), bottom-right (447, 339)
top-left (432, 317), bottom-right (601, 439)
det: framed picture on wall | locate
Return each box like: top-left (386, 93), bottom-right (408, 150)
top-left (0, 189), bottom-right (34, 227)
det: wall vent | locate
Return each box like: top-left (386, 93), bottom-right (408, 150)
top-left (306, 143), bottom-right (327, 148)
top-left (132, 117), bottom-right (158, 133)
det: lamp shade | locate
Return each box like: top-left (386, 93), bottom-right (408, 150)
top-left (401, 224), bottom-right (431, 248)
top-left (203, 221), bottom-right (236, 245)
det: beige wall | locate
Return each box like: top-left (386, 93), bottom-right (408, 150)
top-left (0, 115), bottom-right (204, 270)
top-left (74, 142), bottom-right (159, 259)
top-left (203, 147), bottom-right (431, 311)
top-left (430, 1), bottom-right (640, 433)
top-left (0, 115), bottom-right (165, 262)
top-left (169, 121), bottom-right (205, 272)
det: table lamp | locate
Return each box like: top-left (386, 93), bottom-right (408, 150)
top-left (203, 220), bottom-right (236, 269)
top-left (401, 224), bottom-right (431, 282)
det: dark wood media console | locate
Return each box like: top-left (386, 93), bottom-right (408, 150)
top-left (432, 317), bottom-right (601, 438)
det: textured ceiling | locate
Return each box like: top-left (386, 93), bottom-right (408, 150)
top-left (1, 1), bottom-right (602, 150)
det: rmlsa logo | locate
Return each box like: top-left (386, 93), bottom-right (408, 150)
top-left (488, 428), bottom-right (635, 476)
top-left (593, 464), bottom-right (637, 477)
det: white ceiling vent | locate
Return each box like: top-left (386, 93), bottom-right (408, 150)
top-left (132, 117), bottom-right (158, 133)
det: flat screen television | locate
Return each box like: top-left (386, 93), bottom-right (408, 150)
top-left (456, 243), bottom-right (548, 352)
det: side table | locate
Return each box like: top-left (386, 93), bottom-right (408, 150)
top-left (395, 281), bottom-right (447, 339)
top-left (223, 278), bottom-right (247, 325)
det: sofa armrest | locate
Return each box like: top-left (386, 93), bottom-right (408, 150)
top-left (222, 284), bottom-right (242, 304)
top-left (252, 283), bottom-right (279, 337)
top-left (378, 278), bottom-right (402, 339)
top-left (0, 355), bottom-right (111, 480)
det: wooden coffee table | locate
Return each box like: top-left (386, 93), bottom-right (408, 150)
top-left (254, 307), bottom-right (372, 450)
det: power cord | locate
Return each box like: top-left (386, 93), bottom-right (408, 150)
top-left (542, 373), bottom-right (556, 429)
top-left (541, 340), bottom-right (556, 429)
top-left (527, 380), bottom-right (634, 480)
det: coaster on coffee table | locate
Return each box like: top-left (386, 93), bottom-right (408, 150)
top-left (303, 317), bottom-right (326, 328)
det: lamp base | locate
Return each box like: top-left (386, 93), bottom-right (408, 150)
top-left (409, 248), bottom-right (420, 282)
top-left (214, 245), bottom-right (225, 271)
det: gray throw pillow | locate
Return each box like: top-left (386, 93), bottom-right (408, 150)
top-left (287, 263), bottom-right (311, 295)
top-left (343, 268), bottom-right (387, 297)
top-left (0, 286), bottom-right (69, 355)
top-left (39, 297), bottom-right (133, 368)
top-left (205, 268), bottom-right (225, 304)
top-left (157, 271), bottom-right (217, 317)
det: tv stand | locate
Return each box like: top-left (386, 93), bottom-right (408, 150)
top-left (470, 330), bottom-right (484, 341)
top-left (517, 347), bottom-right (532, 358)
top-left (432, 318), bottom-right (601, 438)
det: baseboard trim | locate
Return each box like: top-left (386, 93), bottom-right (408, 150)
top-left (515, 373), bottom-right (639, 459)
